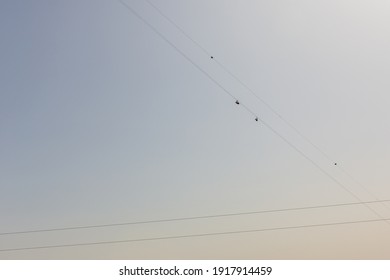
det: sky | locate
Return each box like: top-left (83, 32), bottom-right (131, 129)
top-left (1, 0), bottom-right (390, 259)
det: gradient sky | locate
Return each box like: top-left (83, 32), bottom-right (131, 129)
top-left (1, 0), bottom-right (390, 259)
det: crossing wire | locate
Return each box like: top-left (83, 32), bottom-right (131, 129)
top-left (143, 0), bottom-right (389, 210)
top-left (116, 0), bottom-right (390, 226)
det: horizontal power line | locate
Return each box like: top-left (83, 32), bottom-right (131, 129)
top-left (1, 217), bottom-right (389, 253)
top-left (1, 199), bottom-right (389, 236)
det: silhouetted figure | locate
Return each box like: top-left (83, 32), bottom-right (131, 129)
top-left (255, 117), bottom-right (258, 122)
top-left (210, 56), bottom-right (214, 59)
top-left (235, 100), bottom-right (240, 105)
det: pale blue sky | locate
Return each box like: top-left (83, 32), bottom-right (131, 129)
top-left (1, 0), bottom-right (390, 259)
